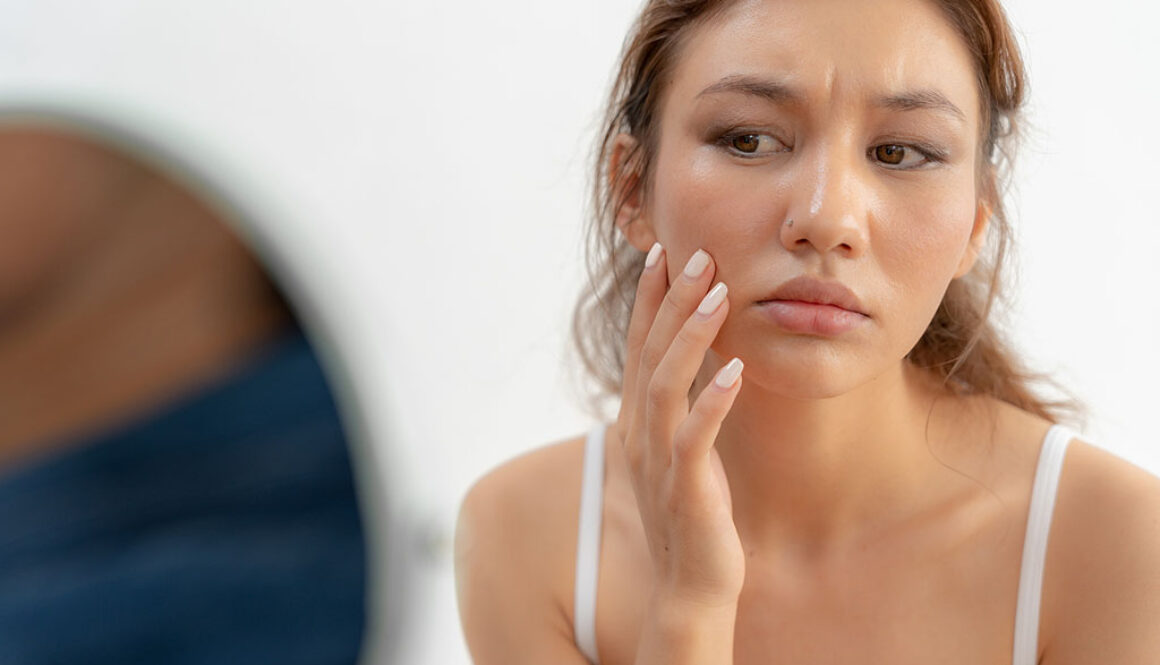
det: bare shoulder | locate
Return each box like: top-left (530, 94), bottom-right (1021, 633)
top-left (454, 431), bottom-right (595, 665)
top-left (1042, 436), bottom-right (1160, 663)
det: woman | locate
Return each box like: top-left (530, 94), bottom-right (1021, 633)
top-left (455, 0), bottom-right (1160, 663)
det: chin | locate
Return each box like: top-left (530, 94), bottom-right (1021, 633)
top-left (752, 359), bottom-right (872, 400)
top-left (712, 334), bottom-right (898, 401)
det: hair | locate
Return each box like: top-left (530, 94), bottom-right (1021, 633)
top-left (572, 0), bottom-right (1082, 423)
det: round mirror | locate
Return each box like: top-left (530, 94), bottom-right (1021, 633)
top-left (0, 109), bottom-right (402, 664)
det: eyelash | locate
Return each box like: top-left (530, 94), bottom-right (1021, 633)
top-left (869, 143), bottom-right (949, 169)
top-left (714, 131), bottom-right (790, 159)
top-left (714, 130), bottom-right (948, 170)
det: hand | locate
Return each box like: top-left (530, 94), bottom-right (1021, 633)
top-left (612, 243), bottom-right (746, 610)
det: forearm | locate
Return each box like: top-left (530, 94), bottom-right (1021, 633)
top-left (634, 593), bottom-right (737, 665)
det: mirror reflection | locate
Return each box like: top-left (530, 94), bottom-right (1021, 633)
top-left (0, 121), bottom-right (366, 663)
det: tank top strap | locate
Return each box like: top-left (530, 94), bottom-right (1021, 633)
top-left (574, 425), bottom-right (606, 664)
top-left (1012, 424), bottom-right (1074, 665)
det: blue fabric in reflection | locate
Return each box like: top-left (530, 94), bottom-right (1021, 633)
top-left (0, 330), bottom-right (366, 665)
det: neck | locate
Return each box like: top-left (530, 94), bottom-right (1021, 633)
top-left (703, 355), bottom-right (960, 562)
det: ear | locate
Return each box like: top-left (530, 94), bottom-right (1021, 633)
top-left (609, 133), bottom-right (657, 252)
top-left (954, 200), bottom-right (991, 278)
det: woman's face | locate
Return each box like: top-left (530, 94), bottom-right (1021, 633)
top-left (630, 0), bottom-right (989, 397)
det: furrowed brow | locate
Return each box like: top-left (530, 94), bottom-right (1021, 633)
top-left (697, 76), bottom-right (967, 125)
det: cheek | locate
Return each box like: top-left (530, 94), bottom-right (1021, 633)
top-left (648, 144), bottom-right (789, 282)
top-left (873, 178), bottom-right (978, 325)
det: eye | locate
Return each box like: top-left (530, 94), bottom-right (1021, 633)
top-left (720, 132), bottom-right (787, 158)
top-left (871, 143), bottom-right (939, 169)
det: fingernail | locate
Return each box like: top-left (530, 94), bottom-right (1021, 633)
top-left (714, 358), bottom-right (744, 389)
top-left (696, 282), bottom-right (727, 316)
top-left (683, 249), bottom-right (710, 279)
top-left (645, 242), bottom-right (663, 269)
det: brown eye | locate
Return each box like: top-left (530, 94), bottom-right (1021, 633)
top-left (874, 144), bottom-right (906, 165)
top-left (731, 134), bottom-right (762, 153)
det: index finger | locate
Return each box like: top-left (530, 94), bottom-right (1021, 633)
top-left (619, 242), bottom-right (668, 416)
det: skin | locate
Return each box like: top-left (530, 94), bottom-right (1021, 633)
top-left (0, 128), bottom-right (292, 468)
top-left (455, 0), bottom-right (1160, 663)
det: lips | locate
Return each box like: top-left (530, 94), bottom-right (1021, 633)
top-left (755, 276), bottom-right (869, 336)
top-left (759, 276), bottom-right (867, 315)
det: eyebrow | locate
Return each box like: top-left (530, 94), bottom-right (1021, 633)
top-left (696, 74), bottom-right (967, 123)
top-left (876, 89), bottom-right (967, 124)
top-left (696, 74), bottom-right (802, 104)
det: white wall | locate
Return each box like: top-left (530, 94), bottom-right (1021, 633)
top-left (0, 1), bottom-right (1156, 663)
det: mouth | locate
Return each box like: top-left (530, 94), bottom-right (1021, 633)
top-left (756, 276), bottom-right (869, 336)
top-left (759, 276), bottom-right (866, 313)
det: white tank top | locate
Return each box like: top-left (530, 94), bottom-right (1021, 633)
top-left (573, 424), bottom-right (1073, 665)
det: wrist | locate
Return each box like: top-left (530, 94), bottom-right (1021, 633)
top-left (649, 587), bottom-right (740, 625)
top-left (637, 590), bottom-right (738, 665)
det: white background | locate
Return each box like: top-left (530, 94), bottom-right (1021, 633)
top-left (0, 1), bottom-right (1156, 663)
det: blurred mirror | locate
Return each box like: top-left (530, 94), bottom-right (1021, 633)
top-left (0, 117), bottom-right (368, 663)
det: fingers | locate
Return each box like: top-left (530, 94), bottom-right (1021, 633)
top-left (618, 244), bottom-right (736, 479)
top-left (636, 248), bottom-right (719, 440)
top-left (673, 358), bottom-right (743, 469)
top-left (647, 280), bottom-right (731, 443)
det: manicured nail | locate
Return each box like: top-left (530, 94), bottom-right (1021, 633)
top-left (683, 249), bottom-right (710, 279)
top-left (696, 282), bottom-right (727, 316)
top-left (714, 358), bottom-right (744, 389)
top-left (645, 242), bottom-right (663, 269)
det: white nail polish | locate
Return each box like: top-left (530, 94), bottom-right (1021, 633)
top-left (683, 249), bottom-right (710, 279)
top-left (645, 242), bottom-right (663, 268)
top-left (714, 358), bottom-right (744, 389)
top-left (696, 282), bottom-right (727, 316)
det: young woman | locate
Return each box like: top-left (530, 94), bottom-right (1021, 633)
top-left (455, 0), bottom-right (1160, 663)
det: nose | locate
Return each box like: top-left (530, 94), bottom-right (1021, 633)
top-left (780, 141), bottom-right (870, 259)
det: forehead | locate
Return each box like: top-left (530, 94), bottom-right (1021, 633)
top-left (664, 0), bottom-right (980, 124)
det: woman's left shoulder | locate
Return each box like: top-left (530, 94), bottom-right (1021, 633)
top-left (1040, 434), bottom-right (1160, 662)
top-left (1052, 435), bottom-right (1160, 554)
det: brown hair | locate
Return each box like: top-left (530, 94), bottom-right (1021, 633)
top-left (573, 0), bottom-right (1081, 422)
